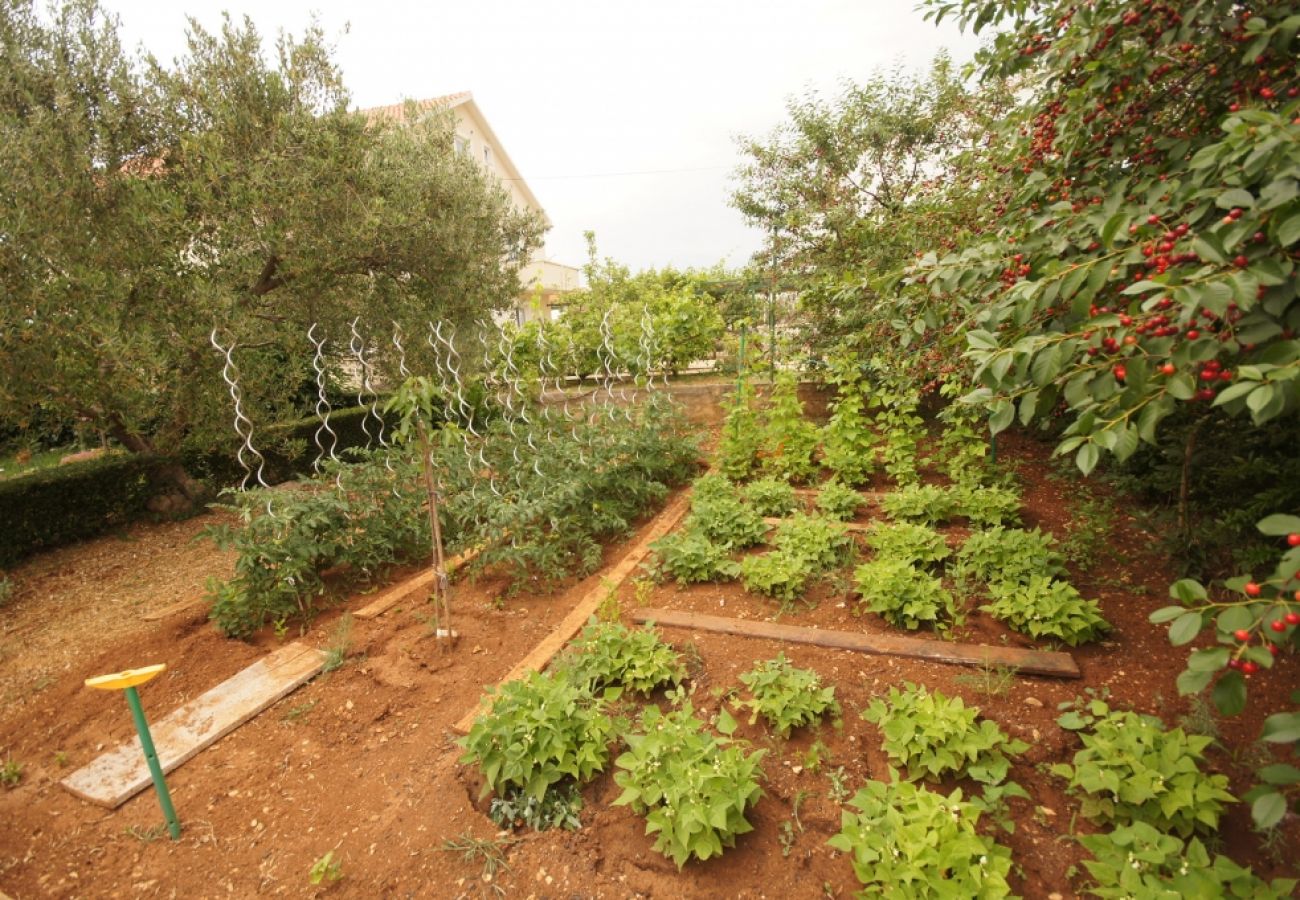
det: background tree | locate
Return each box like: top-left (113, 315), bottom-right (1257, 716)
top-left (0, 0), bottom-right (544, 497)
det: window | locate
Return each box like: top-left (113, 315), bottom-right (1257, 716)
top-left (454, 134), bottom-right (469, 155)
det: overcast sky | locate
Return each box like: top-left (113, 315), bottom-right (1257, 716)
top-left (102, 0), bottom-right (981, 273)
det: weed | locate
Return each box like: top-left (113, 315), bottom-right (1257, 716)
top-left (1060, 496), bottom-right (1115, 567)
top-left (281, 699), bottom-right (318, 724)
top-left (439, 831), bottom-right (513, 897)
top-left (124, 823), bottom-right (168, 842)
top-left (321, 613), bottom-right (353, 673)
top-left (307, 849), bottom-right (342, 885)
top-left (490, 784), bottom-right (583, 831)
top-left (1177, 694), bottom-right (1220, 740)
top-left (953, 661), bottom-right (1017, 699)
top-left (632, 577), bottom-right (655, 607)
top-left (52, 750), bottom-right (69, 768)
top-left (826, 766), bottom-right (851, 805)
top-left (778, 789), bottom-right (812, 858)
top-left (0, 755), bottom-right (22, 788)
top-left (803, 739), bottom-right (830, 774)
top-left (595, 580), bottom-right (621, 622)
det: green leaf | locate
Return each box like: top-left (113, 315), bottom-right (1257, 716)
top-left (1262, 711), bottom-right (1300, 744)
top-left (1212, 671), bottom-right (1247, 717)
top-left (1252, 792), bottom-right (1287, 829)
top-left (1258, 764), bottom-right (1300, 785)
top-left (1076, 442), bottom-right (1099, 476)
top-left (716, 705), bottom-right (737, 737)
top-left (1216, 188), bottom-right (1255, 210)
top-left (1177, 668), bottom-right (1215, 696)
top-left (1148, 605), bottom-right (1185, 624)
top-left (1192, 234), bottom-right (1228, 266)
top-left (1169, 578), bottom-right (1207, 602)
top-left (1277, 209), bottom-right (1300, 248)
top-left (1257, 514), bottom-right (1300, 537)
top-left (1168, 612), bottom-right (1203, 646)
top-left (989, 400), bottom-right (1014, 435)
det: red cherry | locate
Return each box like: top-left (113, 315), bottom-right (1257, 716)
top-left (1228, 208), bottom-right (1243, 220)
top-left (1245, 582), bottom-right (1262, 597)
top-left (1114, 364), bottom-right (1127, 381)
top-left (1228, 658), bottom-right (1243, 670)
top-left (1269, 643), bottom-right (1280, 656)
top-left (1234, 628), bottom-right (1251, 641)
top-left (1147, 214), bottom-right (1160, 225)
top-left (1243, 661), bottom-right (1260, 675)
top-left (1187, 329), bottom-right (1200, 340)
top-left (1234, 255), bottom-right (1249, 268)
top-left (1287, 534), bottom-right (1300, 547)
top-left (1260, 87), bottom-right (1275, 99)
top-left (1159, 363), bottom-right (1176, 375)
top-left (1271, 620), bottom-right (1286, 632)
top-left (1286, 612), bottom-right (1300, 625)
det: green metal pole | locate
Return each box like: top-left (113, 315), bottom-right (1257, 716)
top-left (737, 323), bottom-right (747, 391)
top-left (990, 433), bottom-right (998, 464)
top-left (124, 686), bottom-right (181, 840)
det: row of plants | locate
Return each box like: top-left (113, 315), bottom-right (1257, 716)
top-left (205, 386), bottom-right (698, 636)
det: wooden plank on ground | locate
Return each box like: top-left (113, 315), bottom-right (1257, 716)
top-left (793, 488), bottom-right (886, 500)
top-left (631, 608), bottom-right (1080, 679)
top-left (452, 493), bottom-right (693, 733)
top-left (353, 545), bottom-right (483, 620)
top-left (61, 642), bottom-right (326, 808)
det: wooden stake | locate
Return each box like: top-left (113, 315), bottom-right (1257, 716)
top-left (416, 420), bottom-right (452, 648)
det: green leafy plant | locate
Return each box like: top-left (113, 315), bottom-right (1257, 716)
top-left (953, 527), bottom-right (1066, 588)
top-left (861, 682), bottom-right (1026, 785)
top-left (0, 755), bottom-right (22, 788)
top-left (871, 391), bottom-right (925, 487)
top-left (321, 612), bottom-right (353, 673)
top-left (308, 850), bottom-right (342, 886)
top-left (648, 529), bottom-right (740, 584)
top-left (880, 484), bottom-right (956, 525)
top-left (718, 379), bottom-right (762, 480)
top-left (820, 384), bottom-right (876, 486)
top-left (684, 494), bottom-right (768, 551)
top-left (853, 558), bottom-right (956, 630)
top-left (743, 476), bottom-right (798, 517)
top-left (864, 521), bottom-right (950, 568)
top-left (559, 620), bottom-right (685, 698)
top-left (828, 778), bottom-right (1016, 898)
top-left (489, 784), bottom-right (583, 832)
top-left (1078, 821), bottom-right (1296, 900)
top-left (771, 513), bottom-right (853, 571)
top-left (692, 472), bottom-right (739, 504)
top-left (739, 551), bottom-right (811, 604)
top-left (1052, 698), bottom-right (1234, 837)
top-left (814, 478), bottom-right (864, 521)
top-left (737, 653), bottom-right (840, 737)
top-left (758, 372), bottom-right (819, 482)
top-left (460, 671), bottom-right (616, 804)
top-left (952, 483), bottom-right (1022, 528)
top-left (613, 700), bottom-right (765, 868)
top-left (982, 577), bottom-right (1110, 646)
top-left (438, 832), bottom-right (514, 898)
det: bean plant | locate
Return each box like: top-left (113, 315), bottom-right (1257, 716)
top-left (737, 653), bottom-right (839, 737)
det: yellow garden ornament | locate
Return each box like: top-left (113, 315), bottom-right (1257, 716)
top-left (84, 662), bottom-right (180, 839)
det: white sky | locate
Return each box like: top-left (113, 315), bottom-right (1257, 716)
top-left (102, 0), bottom-right (981, 273)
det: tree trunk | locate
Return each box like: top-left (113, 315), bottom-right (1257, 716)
top-left (105, 419), bottom-right (208, 504)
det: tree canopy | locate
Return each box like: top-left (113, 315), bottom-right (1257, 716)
top-left (0, 0), bottom-right (544, 492)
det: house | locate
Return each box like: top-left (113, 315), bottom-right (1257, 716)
top-left (359, 92), bottom-right (581, 324)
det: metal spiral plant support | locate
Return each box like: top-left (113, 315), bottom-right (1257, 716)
top-left (599, 309), bottom-right (633, 423)
top-left (474, 329), bottom-right (503, 497)
top-left (426, 322), bottom-right (478, 490)
top-left (210, 329), bottom-right (270, 501)
top-left (307, 324), bottom-right (339, 476)
top-left (349, 318), bottom-right (377, 451)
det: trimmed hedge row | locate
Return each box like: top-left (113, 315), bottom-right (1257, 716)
top-left (0, 405), bottom-right (394, 568)
top-left (0, 453), bottom-right (169, 567)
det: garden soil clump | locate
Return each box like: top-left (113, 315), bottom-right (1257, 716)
top-left (1, 432), bottom-right (1297, 897)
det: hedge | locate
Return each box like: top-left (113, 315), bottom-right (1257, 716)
top-left (0, 453), bottom-right (170, 567)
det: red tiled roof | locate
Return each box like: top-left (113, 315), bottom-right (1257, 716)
top-left (357, 92), bottom-right (471, 123)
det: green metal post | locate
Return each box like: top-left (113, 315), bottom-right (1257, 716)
top-left (737, 323), bottom-right (747, 390)
top-left (990, 433), bottom-right (998, 464)
top-left (123, 685), bottom-right (181, 839)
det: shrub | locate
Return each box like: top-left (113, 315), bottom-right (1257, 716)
top-left (771, 513), bottom-right (853, 571)
top-left (1052, 699), bottom-right (1234, 837)
top-left (953, 527), bottom-right (1065, 588)
top-left (738, 653), bottom-right (839, 737)
top-left (880, 484), bottom-right (956, 525)
top-left (861, 682), bottom-right (1026, 785)
top-left (649, 530), bottom-right (740, 584)
top-left (952, 483), bottom-right (1022, 528)
top-left (717, 380), bottom-right (761, 480)
top-left (1079, 821), bottom-right (1296, 899)
top-left (559, 620), bottom-right (685, 698)
top-left (614, 701), bottom-right (765, 868)
top-left (460, 670), bottom-right (616, 804)
top-left (982, 576), bottom-right (1110, 646)
top-left (864, 521), bottom-right (951, 568)
top-left (815, 478), bottom-right (864, 521)
top-left (684, 495), bottom-right (768, 550)
top-left (854, 558), bottom-right (956, 630)
top-left (740, 551), bottom-right (811, 603)
top-left (758, 372), bottom-right (819, 482)
top-left (743, 476), bottom-right (798, 517)
top-left (0, 452), bottom-right (169, 566)
top-left (828, 778), bottom-right (1015, 898)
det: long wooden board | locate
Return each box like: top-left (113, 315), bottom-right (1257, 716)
top-left (452, 493), bottom-right (693, 733)
top-left (631, 608), bottom-right (1080, 678)
top-left (61, 642), bottom-right (326, 808)
top-left (762, 516), bottom-right (872, 532)
top-left (353, 545), bottom-right (484, 620)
